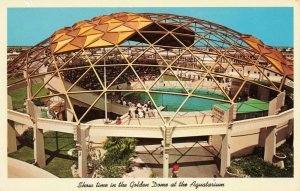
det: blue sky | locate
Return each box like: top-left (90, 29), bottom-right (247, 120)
top-left (7, 7), bottom-right (293, 47)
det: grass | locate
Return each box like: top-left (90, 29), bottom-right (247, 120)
top-left (8, 146), bottom-right (35, 164)
top-left (228, 142), bottom-right (293, 177)
top-left (8, 130), bottom-right (76, 178)
top-left (8, 82), bottom-right (49, 110)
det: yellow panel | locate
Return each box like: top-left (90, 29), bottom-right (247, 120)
top-left (73, 21), bottom-right (86, 29)
top-left (56, 43), bottom-right (80, 53)
top-left (78, 26), bottom-right (94, 35)
top-left (110, 25), bottom-right (134, 32)
top-left (80, 28), bottom-right (103, 36)
top-left (127, 15), bottom-right (140, 21)
top-left (124, 21), bottom-right (140, 30)
top-left (131, 17), bottom-right (151, 22)
top-left (54, 38), bottom-right (73, 53)
top-left (243, 39), bottom-right (259, 51)
top-left (86, 39), bottom-right (113, 48)
top-left (265, 56), bottom-right (284, 73)
top-left (99, 16), bottom-right (112, 24)
top-left (80, 22), bottom-right (95, 28)
top-left (53, 34), bottom-right (73, 43)
top-left (137, 21), bottom-right (153, 29)
top-left (118, 31), bottom-right (134, 43)
top-left (104, 18), bottom-right (123, 24)
top-left (107, 22), bottom-right (124, 31)
top-left (84, 34), bottom-right (103, 47)
top-left (51, 33), bottom-right (64, 42)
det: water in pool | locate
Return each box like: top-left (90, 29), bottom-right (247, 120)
top-left (124, 87), bottom-right (226, 112)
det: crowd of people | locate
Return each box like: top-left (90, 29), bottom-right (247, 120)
top-left (60, 58), bottom-right (161, 91)
top-left (114, 95), bottom-right (159, 119)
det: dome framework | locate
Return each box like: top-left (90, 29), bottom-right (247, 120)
top-left (8, 12), bottom-right (293, 124)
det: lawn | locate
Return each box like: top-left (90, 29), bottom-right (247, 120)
top-left (8, 130), bottom-right (77, 178)
top-left (8, 82), bottom-right (49, 110)
top-left (228, 142), bottom-right (293, 177)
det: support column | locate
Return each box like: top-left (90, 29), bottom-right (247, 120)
top-left (208, 136), bottom-right (212, 145)
top-left (65, 100), bottom-right (74, 122)
top-left (162, 146), bottom-right (169, 178)
top-left (33, 127), bottom-right (46, 168)
top-left (162, 125), bottom-right (172, 178)
top-left (7, 120), bottom-right (17, 153)
top-left (77, 125), bottom-right (89, 178)
top-left (263, 91), bottom-right (285, 163)
top-left (220, 104), bottom-right (235, 177)
top-left (220, 129), bottom-right (231, 177)
top-left (263, 126), bottom-right (276, 163)
top-left (27, 100), bottom-right (46, 168)
top-left (7, 95), bottom-right (17, 153)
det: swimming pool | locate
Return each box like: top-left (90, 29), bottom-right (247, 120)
top-left (124, 87), bottom-right (226, 112)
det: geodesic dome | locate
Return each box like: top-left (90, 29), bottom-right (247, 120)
top-left (8, 12), bottom-right (293, 123)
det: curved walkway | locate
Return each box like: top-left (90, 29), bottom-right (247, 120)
top-left (8, 157), bottom-right (57, 178)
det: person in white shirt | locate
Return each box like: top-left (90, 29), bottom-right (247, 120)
top-left (128, 101), bottom-right (132, 107)
top-left (138, 108), bottom-right (144, 118)
top-left (123, 100), bottom-right (127, 106)
top-left (137, 102), bottom-right (142, 108)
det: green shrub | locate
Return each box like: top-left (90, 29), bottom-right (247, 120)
top-left (229, 143), bottom-right (293, 177)
top-left (98, 137), bottom-right (136, 178)
top-left (227, 166), bottom-right (238, 174)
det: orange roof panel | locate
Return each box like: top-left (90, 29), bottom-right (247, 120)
top-left (49, 13), bottom-right (154, 54)
top-left (70, 36), bottom-right (87, 48)
top-left (102, 32), bottom-right (120, 44)
top-left (54, 38), bottom-right (73, 53)
top-left (56, 43), bottom-right (80, 53)
top-left (110, 25), bottom-right (134, 32)
top-left (84, 34), bottom-right (103, 47)
top-left (86, 38), bottom-right (113, 48)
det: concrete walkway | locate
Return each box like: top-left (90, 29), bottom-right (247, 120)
top-left (135, 137), bottom-right (220, 178)
top-left (8, 157), bottom-right (57, 178)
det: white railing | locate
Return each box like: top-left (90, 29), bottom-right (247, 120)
top-left (37, 118), bottom-right (75, 134)
top-left (8, 110), bottom-right (34, 127)
top-left (231, 109), bottom-right (293, 133)
top-left (7, 108), bottom-right (293, 138)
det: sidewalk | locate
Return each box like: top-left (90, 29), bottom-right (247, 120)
top-left (135, 138), bottom-right (220, 178)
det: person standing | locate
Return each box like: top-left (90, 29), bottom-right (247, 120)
top-left (172, 162), bottom-right (179, 178)
top-left (116, 116), bottom-right (122, 125)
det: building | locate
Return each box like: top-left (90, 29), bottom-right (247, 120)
top-left (7, 12), bottom-right (293, 178)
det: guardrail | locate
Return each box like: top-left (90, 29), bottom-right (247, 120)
top-left (7, 108), bottom-right (293, 138)
top-left (231, 109), bottom-right (293, 133)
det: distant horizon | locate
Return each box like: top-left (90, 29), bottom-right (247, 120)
top-left (8, 7), bottom-right (294, 47)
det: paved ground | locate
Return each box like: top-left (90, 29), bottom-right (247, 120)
top-left (135, 137), bottom-right (221, 178)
